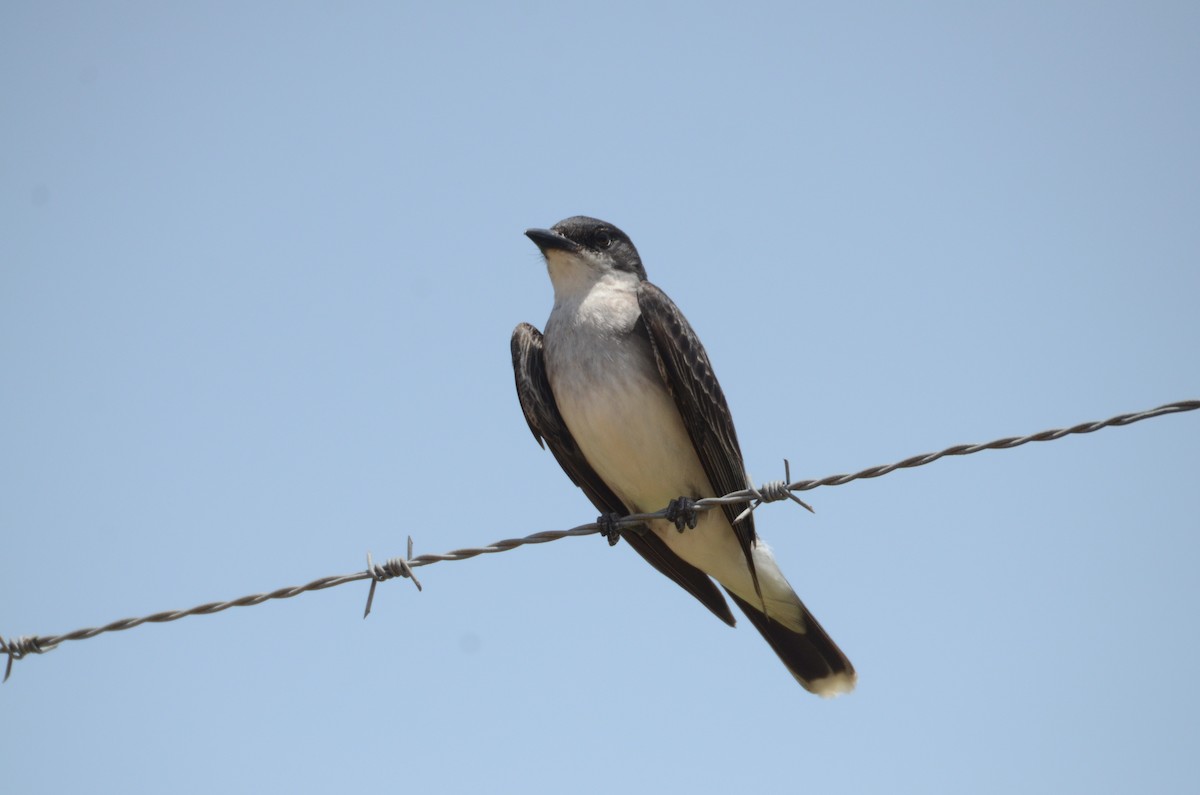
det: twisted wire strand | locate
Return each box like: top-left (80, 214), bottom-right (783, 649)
top-left (3, 398), bottom-right (1196, 682)
top-left (783, 399), bottom-right (1200, 492)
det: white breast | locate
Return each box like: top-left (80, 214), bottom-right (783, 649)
top-left (542, 278), bottom-right (771, 606)
top-left (544, 279), bottom-right (697, 510)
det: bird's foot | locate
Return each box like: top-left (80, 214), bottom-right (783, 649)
top-left (598, 513), bottom-right (623, 546)
top-left (665, 497), bottom-right (700, 532)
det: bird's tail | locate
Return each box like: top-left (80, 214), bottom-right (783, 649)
top-left (725, 589), bottom-right (857, 697)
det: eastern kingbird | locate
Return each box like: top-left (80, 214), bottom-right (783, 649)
top-left (511, 216), bottom-right (855, 696)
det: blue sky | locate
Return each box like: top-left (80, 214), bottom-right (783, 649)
top-left (3, 2), bottom-right (1198, 792)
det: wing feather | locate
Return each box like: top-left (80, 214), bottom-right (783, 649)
top-left (635, 283), bottom-right (760, 596)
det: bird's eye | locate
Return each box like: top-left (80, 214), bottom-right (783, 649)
top-left (594, 230), bottom-right (613, 249)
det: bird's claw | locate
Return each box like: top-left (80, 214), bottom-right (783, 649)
top-left (598, 513), bottom-right (623, 546)
top-left (665, 497), bottom-right (700, 532)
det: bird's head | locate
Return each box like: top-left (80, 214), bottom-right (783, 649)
top-left (525, 216), bottom-right (646, 299)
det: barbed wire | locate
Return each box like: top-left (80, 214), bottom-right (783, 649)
top-left (3, 398), bottom-right (1197, 683)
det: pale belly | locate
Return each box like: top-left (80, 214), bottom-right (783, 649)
top-left (548, 344), bottom-right (757, 595)
top-left (542, 284), bottom-right (805, 629)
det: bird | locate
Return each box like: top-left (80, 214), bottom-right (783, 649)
top-left (510, 215), bottom-right (855, 696)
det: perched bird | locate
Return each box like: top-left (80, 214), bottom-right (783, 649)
top-left (511, 216), bottom-right (855, 696)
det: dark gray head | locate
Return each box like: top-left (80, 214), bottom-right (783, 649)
top-left (525, 216), bottom-right (647, 282)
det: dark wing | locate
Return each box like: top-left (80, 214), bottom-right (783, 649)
top-left (511, 322), bottom-right (735, 626)
top-left (636, 282), bottom-right (759, 595)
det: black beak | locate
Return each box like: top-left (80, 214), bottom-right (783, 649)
top-left (525, 228), bottom-right (581, 254)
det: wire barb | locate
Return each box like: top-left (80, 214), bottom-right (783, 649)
top-left (1, 636), bottom-right (57, 683)
top-left (363, 536), bottom-right (423, 619)
top-left (2, 398), bottom-right (1195, 683)
top-left (735, 460), bottom-right (815, 524)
